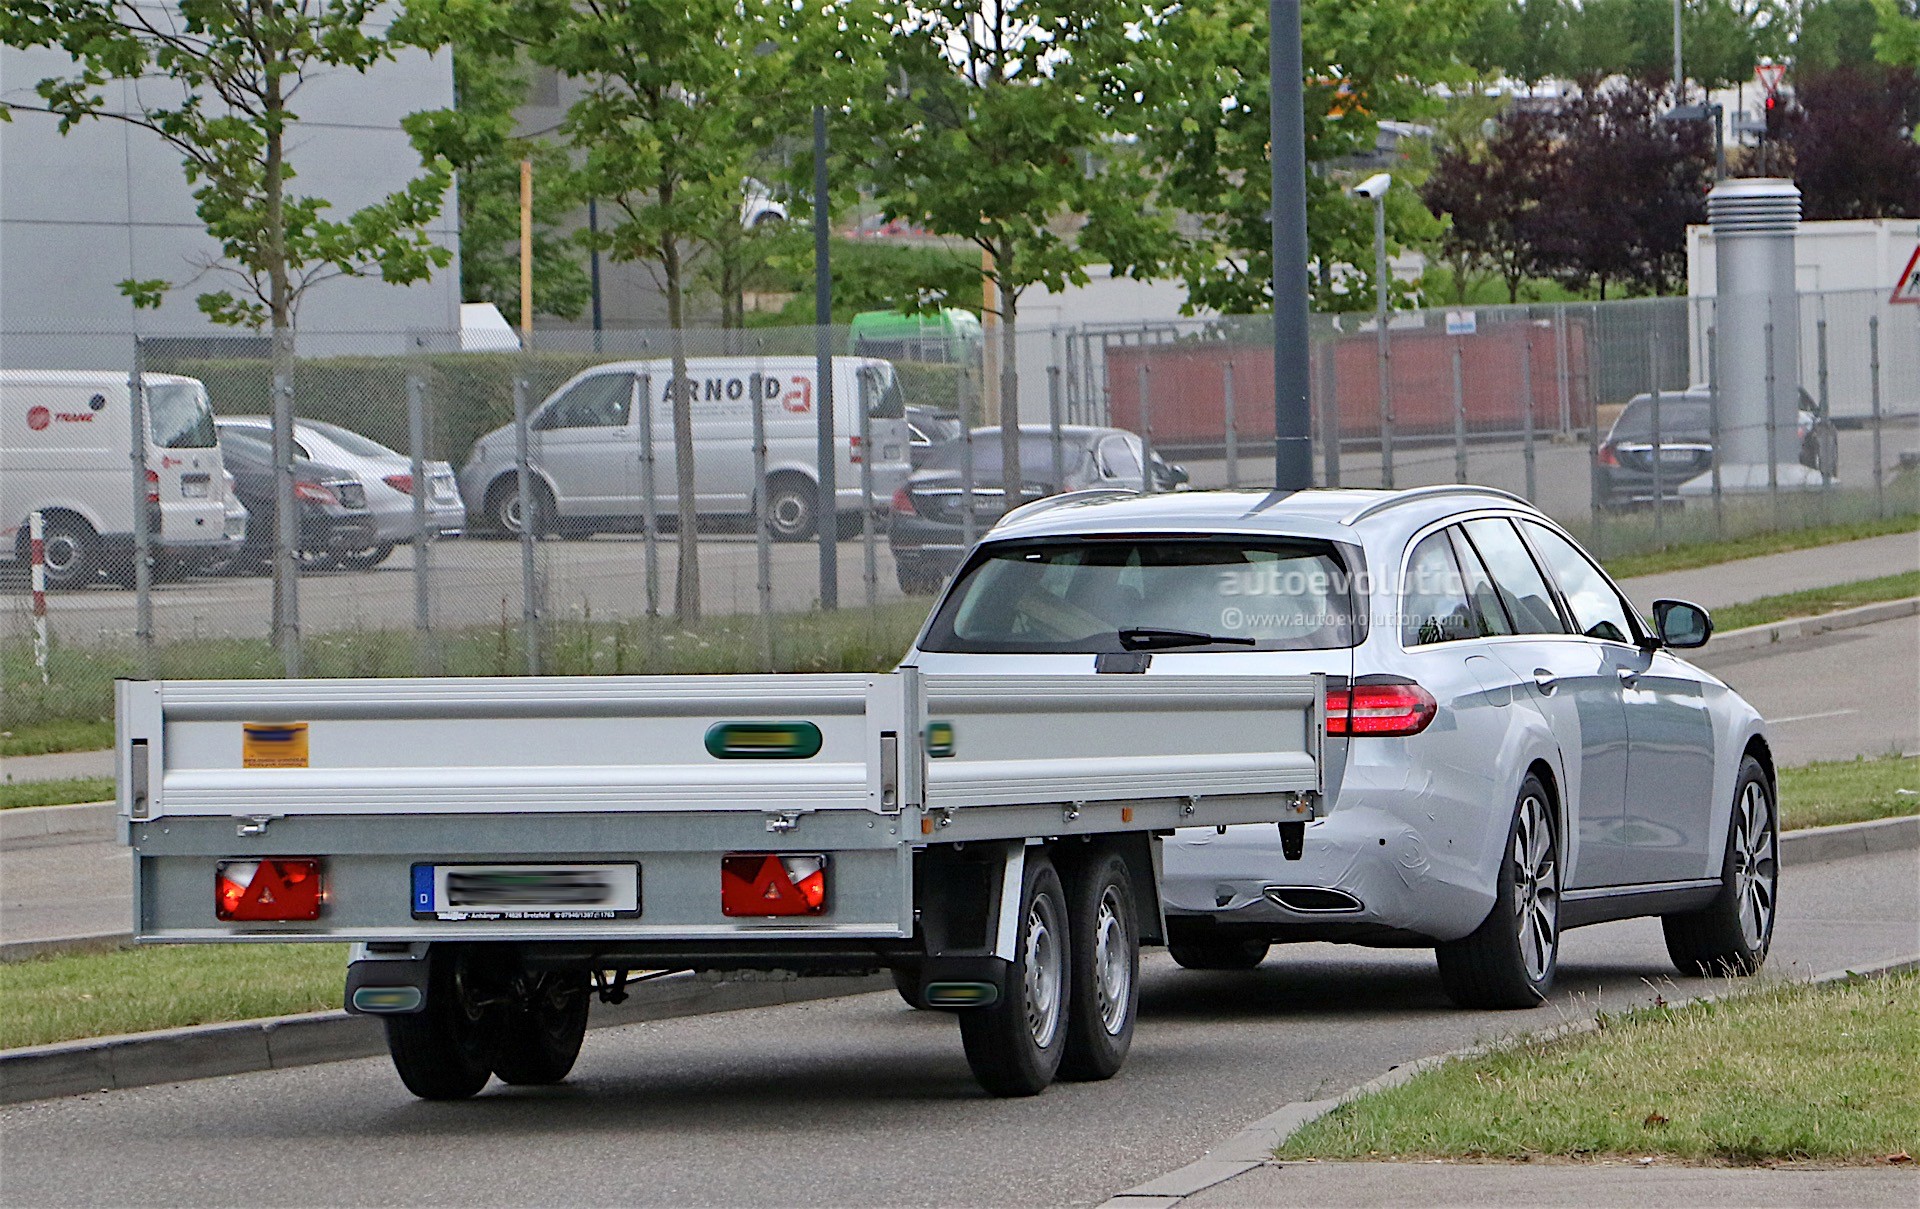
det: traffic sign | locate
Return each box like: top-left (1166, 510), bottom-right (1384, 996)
top-left (1894, 245), bottom-right (1920, 306)
top-left (1755, 63), bottom-right (1786, 92)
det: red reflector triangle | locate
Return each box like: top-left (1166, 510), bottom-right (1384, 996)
top-left (745, 855), bottom-right (808, 913)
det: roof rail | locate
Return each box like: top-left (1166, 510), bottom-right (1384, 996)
top-left (997, 487), bottom-right (1141, 527)
top-left (1340, 485), bottom-right (1535, 526)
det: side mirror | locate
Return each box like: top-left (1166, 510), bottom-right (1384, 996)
top-left (1167, 463), bottom-right (1190, 486)
top-left (1652, 599), bottom-right (1713, 649)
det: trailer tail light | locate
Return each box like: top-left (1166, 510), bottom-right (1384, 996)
top-left (216, 859), bottom-right (324, 921)
top-left (1326, 680), bottom-right (1437, 737)
top-left (890, 486), bottom-right (917, 516)
top-left (145, 468), bottom-right (160, 504)
top-left (849, 434), bottom-right (863, 464)
top-left (721, 854), bottom-right (827, 917)
top-left (383, 473), bottom-right (415, 495)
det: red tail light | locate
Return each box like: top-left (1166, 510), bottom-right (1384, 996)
top-left (1596, 444), bottom-right (1619, 467)
top-left (890, 485), bottom-right (917, 516)
top-left (849, 434), bottom-right (863, 465)
top-left (145, 468), bottom-right (160, 504)
top-left (216, 859), bottom-right (324, 921)
top-left (721, 853), bottom-right (828, 916)
top-left (1326, 680), bottom-right (1437, 736)
top-left (382, 473), bottom-right (415, 495)
top-left (292, 480), bottom-right (339, 505)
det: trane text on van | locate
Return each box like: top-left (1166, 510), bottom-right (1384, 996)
top-left (3, 371), bottom-right (246, 589)
top-left (457, 356), bottom-right (913, 542)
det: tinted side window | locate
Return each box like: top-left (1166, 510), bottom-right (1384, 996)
top-left (1520, 521), bottom-right (1636, 644)
top-left (1460, 519), bottom-right (1566, 635)
top-left (1401, 531), bottom-right (1475, 646)
top-left (1446, 527), bottom-right (1514, 637)
top-left (539, 374), bottom-right (632, 430)
top-left (1099, 436), bottom-right (1141, 482)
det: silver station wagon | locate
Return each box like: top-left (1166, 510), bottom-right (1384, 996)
top-left (905, 485), bottom-right (1777, 1008)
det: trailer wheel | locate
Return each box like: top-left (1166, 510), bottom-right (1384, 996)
top-left (959, 855), bottom-right (1069, 1097)
top-left (1057, 851), bottom-right (1139, 1082)
top-left (489, 970), bottom-right (591, 1085)
top-left (384, 948), bottom-right (494, 1100)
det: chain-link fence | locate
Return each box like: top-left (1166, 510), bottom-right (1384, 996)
top-left (4, 288), bottom-right (1916, 733)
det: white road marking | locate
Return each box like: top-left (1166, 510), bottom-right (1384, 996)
top-left (1768, 708), bottom-right (1860, 725)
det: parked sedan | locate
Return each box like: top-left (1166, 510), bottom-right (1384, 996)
top-left (907, 485), bottom-right (1776, 1009)
top-left (888, 425), bottom-right (1186, 594)
top-left (1595, 386), bottom-right (1838, 510)
top-left (213, 425), bottom-right (378, 573)
top-left (904, 405), bottom-right (964, 467)
top-left (215, 418), bottom-right (465, 567)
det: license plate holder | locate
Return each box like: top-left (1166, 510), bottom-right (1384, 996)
top-left (412, 863), bottom-right (640, 921)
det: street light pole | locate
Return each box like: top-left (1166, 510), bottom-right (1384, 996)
top-left (1270, 0), bottom-right (1313, 491)
top-left (1354, 173), bottom-right (1393, 489)
top-left (813, 104), bottom-right (837, 611)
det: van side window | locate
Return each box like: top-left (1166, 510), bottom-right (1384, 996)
top-left (1459, 519), bottom-right (1567, 635)
top-left (1099, 436), bottom-right (1140, 483)
top-left (537, 375), bottom-right (633, 430)
top-left (1401, 531), bottom-right (1474, 646)
top-left (859, 366), bottom-right (904, 420)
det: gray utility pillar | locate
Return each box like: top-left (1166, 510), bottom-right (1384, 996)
top-left (1684, 178), bottom-right (1825, 496)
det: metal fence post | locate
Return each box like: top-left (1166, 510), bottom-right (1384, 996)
top-left (1707, 324), bottom-right (1724, 540)
top-left (858, 358), bottom-right (877, 613)
top-left (1138, 361), bottom-right (1155, 493)
top-left (1223, 359), bottom-right (1238, 488)
top-left (1585, 347), bottom-right (1607, 561)
top-left (961, 368), bottom-right (977, 548)
top-left (1450, 342), bottom-right (1467, 484)
top-left (512, 364), bottom-right (539, 675)
top-left (1319, 336), bottom-right (1340, 488)
top-left (1047, 363), bottom-right (1065, 490)
top-left (28, 510), bottom-right (49, 686)
top-left (1869, 315), bottom-right (1884, 518)
top-left (128, 339), bottom-right (153, 662)
top-left (1521, 327), bottom-right (1537, 503)
top-left (639, 372), bottom-right (660, 622)
top-left (1377, 317), bottom-right (1394, 489)
top-left (1649, 327), bottom-right (1664, 547)
top-left (1554, 305), bottom-right (1572, 437)
top-left (752, 345), bottom-right (773, 670)
top-left (1763, 313), bottom-right (1779, 504)
top-left (1816, 317), bottom-right (1833, 502)
top-left (406, 369), bottom-right (437, 674)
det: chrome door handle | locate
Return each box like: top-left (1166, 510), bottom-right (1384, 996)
top-left (1532, 669), bottom-right (1558, 695)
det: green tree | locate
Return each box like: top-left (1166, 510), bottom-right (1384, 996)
top-left (1794, 0), bottom-right (1885, 70)
top-left (861, 0), bottom-right (1177, 503)
top-left (1558, 0), bottom-right (1774, 89)
top-left (1871, 0), bottom-right (1920, 65)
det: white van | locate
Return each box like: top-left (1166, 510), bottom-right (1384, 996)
top-left (458, 355), bottom-right (913, 541)
top-left (1, 370), bottom-right (244, 588)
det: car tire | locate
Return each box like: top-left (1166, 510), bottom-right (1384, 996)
top-left (1662, 755), bottom-right (1777, 978)
top-left (488, 970), bottom-right (591, 1085)
top-left (489, 478), bottom-right (552, 538)
top-left (958, 854), bottom-right (1069, 1097)
top-left (1057, 851), bottom-right (1139, 1083)
top-left (328, 542), bottom-right (395, 571)
top-left (763, 476), bottom-right (817, 542)
top-left (1166, 936), bottom-right (1270, 971)
top-left (1435, 773), bottom-right (1559, 1010)
top-left (29, 513), bottom-right (102, 590)
top-left (384, 948), bottom-right (494, 1100)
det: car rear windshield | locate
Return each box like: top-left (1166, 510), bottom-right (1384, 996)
top-left (306, 420), bottom-right (400, 459)
top-left (1611, 397), bottom-right (1711, 440)
top-left (147, 383), bottom-right (217, 449)
top-left (919, 538), bottom-right (1363, 653)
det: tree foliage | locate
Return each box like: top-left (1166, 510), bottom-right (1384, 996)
top-left (1780, 64), bottom-right (1920, 216)
top-left (1, 0), bottom-right (454, 329)
top-left (1870, 0), bottom-right (1920, 65)
top-left (1420, 107), bottom-right (1557, 302)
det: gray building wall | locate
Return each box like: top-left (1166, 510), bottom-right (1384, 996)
top-left (1, 20), bottom-right (462, 370)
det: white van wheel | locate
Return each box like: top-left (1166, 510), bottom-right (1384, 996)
top-left (490, 479), bottom-right (550, 538)
top-left (763, 476), bottom-right (817, 542)
top-left (30, 514), bottom-right (102, 590)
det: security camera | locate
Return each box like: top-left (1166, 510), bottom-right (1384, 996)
top-left (1352, 173), bottom-right (1392, 201)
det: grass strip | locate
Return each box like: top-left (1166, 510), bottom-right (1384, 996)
top-left (1712, 571), bottom-right (1920, 633)
top-left (0, 944), bottom-right (349, 1050)
top-left (1778, 754), bottom-right (1920, 831)
top-left (0, 777), bottom-right (115, 811)
top-left (1279, 971), bottom-right (1920, 1166)
top-left (1599, 510), bottom-right (1918, 582)
top-left (1, 720), bottom-right (115, 759)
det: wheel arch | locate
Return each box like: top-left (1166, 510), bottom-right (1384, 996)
top-left (483, 468), bottom-right (560, 519)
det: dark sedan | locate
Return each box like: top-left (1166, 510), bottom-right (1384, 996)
top-left (1594, 386), bottom-right (1838, 510)
top-left (888, 425), bottom-right (1185, 594)
top-left (215, 425), bottom-right (379, 573)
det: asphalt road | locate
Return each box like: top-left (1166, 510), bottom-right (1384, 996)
top-left (0, 847), bottom-right (1912, 1208)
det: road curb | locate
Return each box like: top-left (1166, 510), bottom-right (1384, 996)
top-left (0, 971), bottom-right (891, 1106)
top-left (1096, 953), bottom-right (1920, 1208)
top-left (1780, 814), bottom-right (1919, 865)
top-left (1705, 595), bottom-right (1919, 657)
top-left (0, 801), bottom-right (115, 849)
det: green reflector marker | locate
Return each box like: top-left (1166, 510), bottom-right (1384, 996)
top-left (705, 721), bottom-right (824, 759)
top-left (926, 720), bottom-right (956, 758)
top-left (925, 981), bottom-right (997, 1007)
top-left (351, 986), bottom-right (423, 1013)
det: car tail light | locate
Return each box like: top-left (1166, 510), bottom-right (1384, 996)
top-left (1326, 680), bottom-right (1437, 737)
top-left (890, 486), bottom-right (917, 516)
top-left (383, 473), bottom-right (415, 495)
top-left (721, 853), bottom-right (827, 916)
top-left (1596, 444), bottom-right (1619, 467)
top-left (145, 468), bottom-right (160, 503)
top-left (849, 435), bottom-right (863, 465)
top-left (292, 480), bottom-right (339, 506)
top-left (216, 859), bottom-right (324, 921)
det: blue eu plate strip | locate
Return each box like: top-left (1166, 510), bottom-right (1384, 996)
top-left (412, 865), bottom-right (435, 914)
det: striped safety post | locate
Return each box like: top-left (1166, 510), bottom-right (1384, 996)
top-left (29, 510), bottom-right (49, 685)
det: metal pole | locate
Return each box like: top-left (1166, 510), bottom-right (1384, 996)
top-left (1270, 0), bottom-right (1314, 490)
top-left (1450, 342), bottom-right (1467, 483)
top-left (1047, 364), bottom-right (1065, 490)
top-left (1649, 327), bottom-right (1664, 547)
top-left (813, 105), bottom-right (838, 612)
top-left (1521, 327), bottom-right (1538, 502)
top-left (128, 340), bottom-right (153, 656)
top-left (1816, 317), bottom-right (1832, 499)
top-left (639, 373), bottom-right (659, 620)
top-left (28, 511), bottom-right (49, 686)
top-left (1319, 336), bottom-right (1340, 487)
top-left (1223, 359), bottom-right (1239, 488)
top-left (512, 365), bottom-right (539, 675)
top-left (1764, 315), bottom-right (1779, 502)
top-left (1585, 347), bottom-right (1607, 560)
top-left (1138, 362), bottom-right (1155, 493)
top-left (1869, 316), bottom-right (1884, 517)
top-left (406, 371), bottom-right (435, 673)
top-left (1672, 0), bottom-right (1684, 105)
top-left (1554, 305), bottom-right (1572, 435)
top-left (858, 365), bottom-right (876, 611)
top-left (271, 328), bottom-right (300, 677)
top-left (1707, 324), bottom-right (1724, 539)
top-left (1373, 196), bottom-right (1393, 489)
top-left (752, 349), bottom-right (773, 669)
top-left (960, 402), bottom-right (977, 548)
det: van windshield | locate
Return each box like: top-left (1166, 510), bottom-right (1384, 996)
top-left (148, 383), bottom-right (217, 449)
top-left (860, 365), bottom-right (905, 420)
top-left (920, 539), bottom-right (1363, 653)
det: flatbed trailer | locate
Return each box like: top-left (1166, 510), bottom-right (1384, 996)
top-left (117, 669), bottom-right (1322, 1097)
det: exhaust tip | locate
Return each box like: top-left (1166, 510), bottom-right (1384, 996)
top-left (1264, 886), bottom-right (1363, 913)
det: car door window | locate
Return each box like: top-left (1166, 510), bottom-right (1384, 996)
top-left (1445, 527), bottom-right (1515, 637)
top-left (537, 374), bottom-right (633, 430)
top-left (1401, 531), bottom-right (1476, 646)
top-left (1099, 436), bottom-right (1140, 483)
top-left (1459, 519), bottom-right (1566, 635)
top-left (1519, 521), bottom-right (1637, 644)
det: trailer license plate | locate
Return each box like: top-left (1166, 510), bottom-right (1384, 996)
top-left (412, 863), bottom-right (639, 921)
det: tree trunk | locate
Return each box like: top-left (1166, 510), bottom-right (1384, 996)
top-left (265, 66), bottom-right (300, 676)
top-left (664, 234), bottom-right (701, 622)
top-left (996, 243), bottom-right (1022, 515)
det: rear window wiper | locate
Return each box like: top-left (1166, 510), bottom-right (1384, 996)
top-left (1117, 627), bottom-right (1257, 651)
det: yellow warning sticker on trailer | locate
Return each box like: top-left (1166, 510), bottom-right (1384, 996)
top-left (243, 722), bottom-right (309, 768)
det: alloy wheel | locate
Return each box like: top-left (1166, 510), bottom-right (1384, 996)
top-left (1732, 780), bottom-right (1777, 949)
top-left (1512, 792), bottom-right (1559, 983)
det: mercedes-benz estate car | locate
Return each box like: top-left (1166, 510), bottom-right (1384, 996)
top-left (903, 485), bottom-right (1776, 1009)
